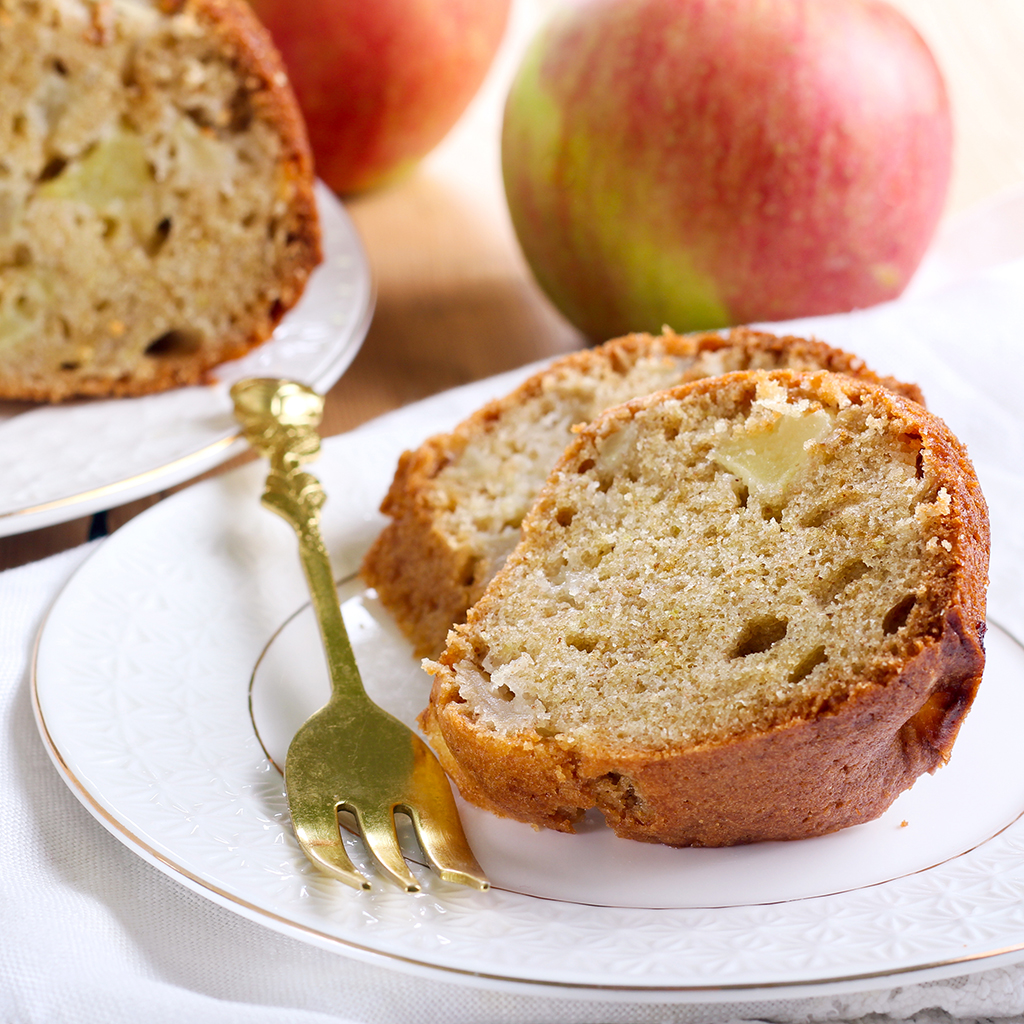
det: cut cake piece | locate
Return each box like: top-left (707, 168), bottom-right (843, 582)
top-left (0, 0), bottom-right (321, 401)
top-left (421, 370), bottom-right (989, 847)
top-left (361, 327), bottom-right (924, 657)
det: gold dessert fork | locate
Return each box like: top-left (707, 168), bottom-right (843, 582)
top-left (231, 378), bottom-right (488, 893)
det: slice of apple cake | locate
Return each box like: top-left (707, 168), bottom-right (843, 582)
top-left (421, 370), bottom-right (988, 847)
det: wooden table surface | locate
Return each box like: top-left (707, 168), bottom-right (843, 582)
top-left (3, 0), bottom-right (1023, 571)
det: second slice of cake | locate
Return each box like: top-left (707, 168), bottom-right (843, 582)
top-left (362, 328), bottom-right (923, 658)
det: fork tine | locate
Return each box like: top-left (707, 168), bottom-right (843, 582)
top-left (291, 800), bottom-right (371, 891)
top-left (405, 802), bottom-right (490, 891)
top-left (404, 738), bottom-right (490, 891)
top-left (353, 805), bottom-right (421, 893)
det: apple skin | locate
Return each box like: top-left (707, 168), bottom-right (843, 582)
top-left (501, 0), bottom-right (953, 339)
top-left (248, 0), bottom-right (511, 195)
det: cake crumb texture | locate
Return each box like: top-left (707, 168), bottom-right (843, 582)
top-left (0, 0), bottom-right (321, 401)
top-left (362, 327), bottom-right (923, 657)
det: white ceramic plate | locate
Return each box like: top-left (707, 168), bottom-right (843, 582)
top-left (31, 372), bottom-right (1024, 1002)
top-left (0, 181), bottom-right (372, 538)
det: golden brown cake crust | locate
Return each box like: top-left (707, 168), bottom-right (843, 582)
top-left (420, 371), bottom-right (988, 847)
top-left (361, 328), bottom-right (924, 658)
top-left (0, 0), bottom-right (321, 402)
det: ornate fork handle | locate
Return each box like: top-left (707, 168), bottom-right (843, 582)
top-left (232, 379), bottom-right (364, 703)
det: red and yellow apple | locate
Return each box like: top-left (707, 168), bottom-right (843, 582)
top-left (501, 0), bottom-right (952, 339)
top-left (248, 0), bottom-right (511, 195)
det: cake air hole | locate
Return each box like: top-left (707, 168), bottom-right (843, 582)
top-left (37, 157), bottom-right (67, 183)
top-left (146, 217), bottom-right (172, 256)
top-left (817, 559), bottom-right (871, 605)
top-left (883, 594), bottom-right (917, 634)
top-left (144, 328), bottom-right (202, 357)
top-left (789, 645), bottom-right (828, 684)
top-left (731, 615), bottom-right (788, 658)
